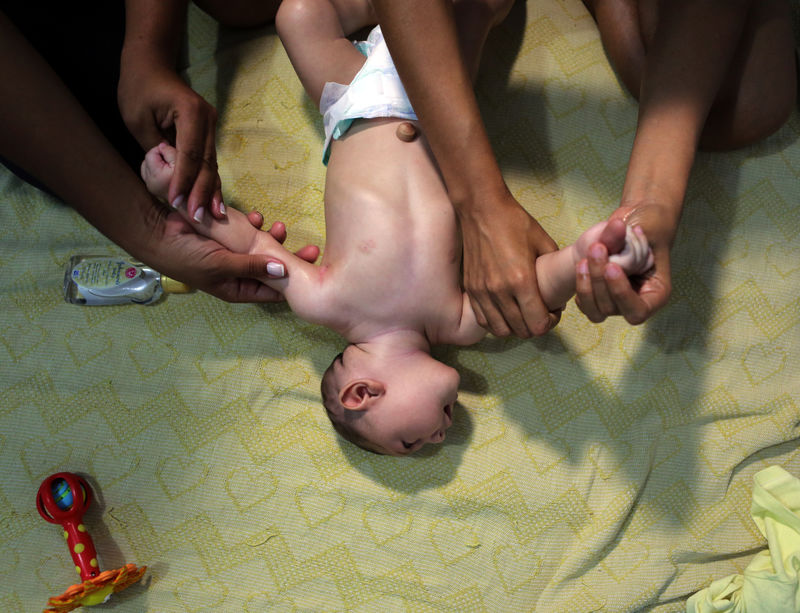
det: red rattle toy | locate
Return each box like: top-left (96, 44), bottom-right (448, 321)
top-left (36, 472), bottom-right (147, 612)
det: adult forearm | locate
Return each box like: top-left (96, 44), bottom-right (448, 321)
top-left (0, 12), bottom-right (165, 263)
top-left (122, 0), bottom-right (188, 71)
top-left (371, 0), bottom-right (509, 212)
top-left (622, 0), bottom-right (748, 209)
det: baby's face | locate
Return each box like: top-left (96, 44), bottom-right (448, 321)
top-left (346, 349), bottom-right (460, 456)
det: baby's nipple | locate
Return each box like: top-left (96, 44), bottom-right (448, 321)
top-left (396, 122), bottom-right (418, 142)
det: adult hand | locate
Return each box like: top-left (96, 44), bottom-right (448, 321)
top-left (575, 203), bottom-right (677, 324)
top-left (459, 191), bottom-right (560, 338)
top-left (154, 208), bottom-right (320, 303)
top-left (119, 66), bottom-right (223, 222)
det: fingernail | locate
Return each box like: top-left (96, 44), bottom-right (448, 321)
top-left (634, 225), bottom-right (644, 237)
top-left (589, 244), bottom-right (605, 259)
top-left (193, 207), bottom-right (204, 223)
top-left (171, 194), bottom-right (184, 209)
top-left (267, 261), bottom-right (285, 277)
top-left (577, 260), bottom-right (588, 275)
top-left (219, 201), bottom-right (226, 216)
top-left (606, 265), bottom-right (622, 279)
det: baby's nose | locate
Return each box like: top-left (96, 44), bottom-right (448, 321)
top-left (430, 429), bottom-right (446, 443)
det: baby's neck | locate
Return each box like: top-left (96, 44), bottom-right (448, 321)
top-left (353, 328), bottom-right (431, 357)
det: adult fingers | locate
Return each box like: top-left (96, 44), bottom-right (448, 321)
top-left (209, 175), bottom-right (226, 219)
top-left (209, 277), bottom-right (285, 303)
top-left (212, 251), bottom-right (287, 284)
top-left (587, 242), bottom-right (617, 317)
top-left (596, 218), bottom-right (628, 255)
top-left (603, 264), bottom-right (651, 325)
top-left (169, 102), bottom-right (218, 219)
top-left (575, 258), bottom-right (606, 323)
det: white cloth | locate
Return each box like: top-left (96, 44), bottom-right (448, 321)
top-left (319, 26), bottom-right (417, 164)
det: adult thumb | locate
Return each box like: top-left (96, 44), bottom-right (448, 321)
top-left (213, 251), bottom-right (287, 281)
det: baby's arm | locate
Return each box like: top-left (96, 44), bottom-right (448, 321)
top-left (446, 220), bottom-right (652, 343)
top-left (536, 220), bottom-right (654, 312)
top-left (142, 144), bottom-right (329, 324)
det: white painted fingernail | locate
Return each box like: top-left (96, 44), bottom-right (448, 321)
top-left (267, 261), bottom-right (285, 277)
top-left (193, 207), bottom-right (204, 223)
top-left (171, 194), bottom-right (184, 209)
top-left (219, 201), bottom-right (226, 216)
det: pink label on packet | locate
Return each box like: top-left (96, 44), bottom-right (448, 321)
top-left (125, 267), bottom-right (137, 279)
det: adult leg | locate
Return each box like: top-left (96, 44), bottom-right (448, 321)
top-left (575, 0), bottom-right (795, 324)
top-left (192, 0), bottom-right (282, 27)
top-left (451, 0), bottom-right (515, 81)
top-left (584, 0), bottom-right (796, 150)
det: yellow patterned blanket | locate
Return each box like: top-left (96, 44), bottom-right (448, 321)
top-left (3, 3), bottom-right (800, 611)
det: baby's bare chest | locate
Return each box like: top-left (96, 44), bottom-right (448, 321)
top-left (322, 124), bottom-right (462, 322)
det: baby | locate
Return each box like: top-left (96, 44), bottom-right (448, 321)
top-left (142, 0), bottom-right (652, 456)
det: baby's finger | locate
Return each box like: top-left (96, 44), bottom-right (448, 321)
top-left (267, 221), bottom-right (287, 243)
top-left (294, 244), bottom-right (320, 263)
top-left (158, 141), bottom-right (177, 166)
top-left (247, 210), bottom-right (264, 229)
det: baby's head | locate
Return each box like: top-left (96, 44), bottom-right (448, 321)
top-left (321, 344), bottom-right (459, 456)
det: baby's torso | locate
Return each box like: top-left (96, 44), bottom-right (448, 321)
top-left (320, 118), bottom-right (463, 341)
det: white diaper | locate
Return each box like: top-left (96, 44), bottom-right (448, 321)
top-left (320, 26), bottom-right (417, 164)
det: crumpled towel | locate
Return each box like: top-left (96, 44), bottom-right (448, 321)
top-left (687, 465), bottom-right (800, 613)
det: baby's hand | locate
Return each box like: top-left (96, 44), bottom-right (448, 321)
top-left (575, 221), bottom-right (654, 277)
top-left (141, 142), bottom-right (176, 202)
top-left (608, 225), bottom-right (654, 276)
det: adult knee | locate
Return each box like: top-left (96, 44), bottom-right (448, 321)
top-left (452, 0), bottom-right (515, 26)
top-left (194, 0), bottom-right (281, 28)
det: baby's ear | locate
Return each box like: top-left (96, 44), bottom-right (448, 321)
top-left (339, 379), bottom-right (385, 411)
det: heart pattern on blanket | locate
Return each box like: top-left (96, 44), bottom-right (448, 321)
top-left (492, 544), bottom-right (543, 593)
top-left (20, 436), bottom-right (72, 481)
top-left (224, 466), bottom-right (278, 510)
top-left (742, 342), bottom-right (787, 384)
top-left (295, 486), bottom-right (346, 528)
top-left (156, 455), bottom-right (210, 501)
top-left (766, 241), bottom-right (800, 277)
top-left (430, 519), bottom-right (481, 566)
top-left (128, 339), bottom-right (179, 378)
top-left (600, 541), bottom-right (650, 582)
top-left (174, 576), bottom-right (228, 612)
top-left (35, 554), bottom-right (76, 592)
top-left (601, 96), bottom-right (638, 139)
top-left (65, 327), bottom-right (113, 367)
top-left (362, 501), bottom-right (413, 545)
top-left (195, 351), bottom-right (242, 384)
top-left (88, 444), bottom-right (141, 487)
top-left (0, 323), bottom-right (47, 361)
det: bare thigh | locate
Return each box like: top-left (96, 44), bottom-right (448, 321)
top-left (583, 0), bottom-right (797, 150)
